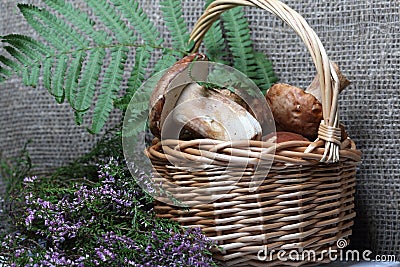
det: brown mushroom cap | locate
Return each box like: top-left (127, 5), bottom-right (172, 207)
top-left (148, 53), bottom-right (208, 138)
top-left (266, 83), bottom-right (323, 140)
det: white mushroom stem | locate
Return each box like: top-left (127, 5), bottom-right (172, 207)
top-left (305, 62), bottom-right (351, 103)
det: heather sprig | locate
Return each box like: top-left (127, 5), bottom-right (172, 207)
top-left (138, 227), bottom-right (217, 267)
top-left (0, 158), bottom-right (217, 267)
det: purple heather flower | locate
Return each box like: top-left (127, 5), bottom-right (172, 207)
top-left (23, 176), bottom-right (37, 184)
top-left (25, 209), bottom-right (35, 226)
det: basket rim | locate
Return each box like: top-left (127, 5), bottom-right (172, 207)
top-left (146, 137), bottom-right (362, 166)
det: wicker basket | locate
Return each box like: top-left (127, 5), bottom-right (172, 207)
top-left (146, 0), bottom-right (362, 266)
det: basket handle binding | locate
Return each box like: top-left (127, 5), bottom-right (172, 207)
top-left (188, 0), bottom-right (342, 163)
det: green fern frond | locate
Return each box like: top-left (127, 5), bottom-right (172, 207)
top-left (160, 0), bottom-right (190, 52)
top-left (90, 46), bottom-right (128, 133)
top-left (74, 47), bottom-right (106, 112)
top-left (18, 5), bottom-right (64, 51)
top-left (2, 38), bottom-right (44, 87)
top-left (0, 0), bottom-right (277, 135)
top-left (2, 38), bottom-right (43, 86)
top-left (221, 7), bottom-right (277, 92)
top-left (203, 21), bottom-right (227, 63)
top-left (221, 7), bottom-right (256, 76)
top-left (111, 0), bottom-right (163, 46)
top-left (86, 0), bottom-right (136, 43)
top-left (1, 39), bottom-right (42, 86)
top-left (253, 51), bottom-right (278, 94)
top-left (2, 42), bottom-right (41, 64)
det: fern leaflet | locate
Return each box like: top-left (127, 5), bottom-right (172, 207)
top-left (65, 51), bottom-right (85, 105)
top-left (52, 54), bottom-right (68, 103)
top-left (18, 5), bottom-right (66, 51)
top-left (117, 46), bottom-right (152, 109)
top-left (3, 46), bottom-right (35, 86)
top-left (204, 0), bottom-right (227, 63)
top-left (0, 64), bottom-right (12, 78)
top-left (253, 52), bottom-right (278, 94)
top-left (42, 57), bottom-right (54, 92)
top-left (0, 55), bottom-right (18, 79)
top-left (2, 34), bottom-right (49, 56)
top-left (18, 4), bottom-right (89, 49)
top-left (86, 0), bottom-right (136, 44)
top-left (90, 46), bottom-right (128, 133)
top-left (74, 47), bottom-right (106, 112)
top-left (111, 0), bottom-right (163, 46)
top-left (160, 0), bottom-right (190, 52)
top-left (153, 50), bottom-right (179, 74)
top-left (0, 55), bottom-right (20, 74)
top-left (222, 7), bottom-right (256, 77)
top-left (43, 0), bottom-right (106, 44)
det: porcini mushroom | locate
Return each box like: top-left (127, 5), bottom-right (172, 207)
top-left (266, 83), bottom-right (323, 140)
top-left (266, 63), bottom-right (350, 140)
top-left (262, 131), bottom-right (309, 143)
top-left (148, 53), bottom-right (208, 138)
top-left (168, 82), bottom-right (262, 141)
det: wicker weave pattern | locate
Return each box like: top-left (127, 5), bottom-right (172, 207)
top-left (150, 139), bottom-right (361, 266)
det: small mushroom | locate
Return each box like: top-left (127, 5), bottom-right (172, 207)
top-left (262, 131), bottom-right (309, 143)
top-left (266, 63), bottom-right (350, 140)
top-left (266, 83), bottom-right (323, 140)
top-left (339, 123), bottom-right (349, 141)
top-left (168, 82), bottom-right (262, 141)
top-left (149, 53), bottom-right (208, 138)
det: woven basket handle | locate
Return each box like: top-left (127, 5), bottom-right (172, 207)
top-left (189, 0), bottom-right (341, 163)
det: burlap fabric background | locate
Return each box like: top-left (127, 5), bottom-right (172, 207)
top-left (1, 0), bottom-right (399, 257)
